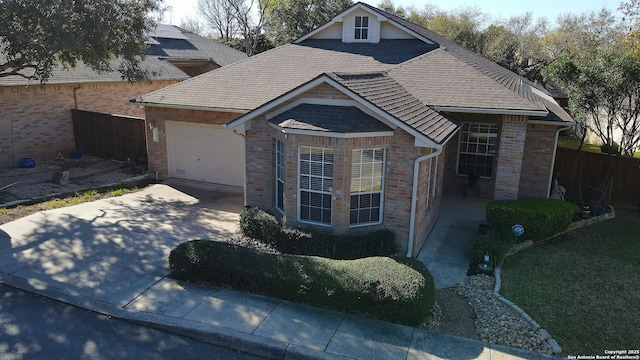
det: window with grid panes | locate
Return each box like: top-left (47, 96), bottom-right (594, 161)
top-left (275, 140), bottom-right (285, 212)
top-left (457, 123), bottom-right (498, 178)
top-left (299, 147), bottom-right (333, 225)
top-left (350, 148), bottom-right (384, 226)
top-left (354, 16), bottom-right (369, 40)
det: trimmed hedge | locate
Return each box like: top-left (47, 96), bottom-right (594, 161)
top-left (169, 240), bottom-right (434, 326)
top-left (239, 206), bottom-right (397, 259)
top-left (486, 198), bottom-right (579, 241)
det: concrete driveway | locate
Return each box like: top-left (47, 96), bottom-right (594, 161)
top-left (0, 181), bottom-right (243, 307)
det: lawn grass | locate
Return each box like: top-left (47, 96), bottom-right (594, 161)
top-left (500, 211), bottom-right (640, 355)
top-left (557, 136), bottom-right (602, 153)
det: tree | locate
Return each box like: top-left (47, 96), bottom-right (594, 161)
top-left (544, 45), bottom-right (640, 204)
top-left (180, 17), bottom-right (207, 36)
top-left (0, 0), bottom-right (161, 84)
top-left (620, 0), bottom-right (640, 53)
top-left (264, 0), bottom-right (353, 46)
top-left (198, 0), bottom-right (241, 39)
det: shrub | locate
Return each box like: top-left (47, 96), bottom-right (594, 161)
top-left (239, 207), bottom-right (397, 259)
top-left (470, 229), bottom-right (513, 267)
top-left (486, 198), bottom-right (579, 241)
top-left (169, 240), bottom-right (434, 326)
top-left (239, 206), bottom-right (282, 244)
top-left (600, 142), bottom-right (620, 154)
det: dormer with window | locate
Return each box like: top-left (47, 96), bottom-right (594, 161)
top-left (342, 12), bottom-right (381, 43)
top-left (295, 3), bottom-right (435, 45)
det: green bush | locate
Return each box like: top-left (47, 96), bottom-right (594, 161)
top-left (486, 198), bottom-right (579, 241)
top-left (169, 240), bottom-right (434, 326)
top-left (600, 142), bottom-right (620, 154)
top-left (239, 206), bottom-right (282, 244)
top-left (470, 229), bottom-right (513, 267)
top-left (238, 207), bottom-right (397, 259)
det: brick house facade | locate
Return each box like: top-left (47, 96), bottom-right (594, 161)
top-left (137, 3), bottom-right (574, 256)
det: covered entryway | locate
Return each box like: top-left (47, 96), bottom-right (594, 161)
top-left (166, 121), bottom-right (244, 186)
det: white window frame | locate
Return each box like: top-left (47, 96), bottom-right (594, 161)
top-left (275, 139), bottom-right (285, 212)
top-left (298, 146), bottom-right (333, 226)
top-left (350, 148), bottom-right (385, 227)
top-left (354, 15), bottom-right (369, 41)
top-left (456, 123), bottom-right (498, 178)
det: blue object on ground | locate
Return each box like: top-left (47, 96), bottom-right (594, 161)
top-left (18, 158), bottom-right (36, 168)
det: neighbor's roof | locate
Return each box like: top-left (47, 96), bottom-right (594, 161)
top-left (136, 2), bottom-right (573, 125)
top-left (0, 25), bottom-right (246, 87)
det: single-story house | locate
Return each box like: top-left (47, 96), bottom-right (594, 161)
top-left (0, 25), bottom-right (246, 167)
top-left (135, 3), bottom-right (574, 256)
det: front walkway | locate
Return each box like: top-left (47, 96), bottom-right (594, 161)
top-left (417, 195), bottom-right (489, 289)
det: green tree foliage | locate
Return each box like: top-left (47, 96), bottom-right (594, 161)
top-left (620, 0), bottom-right (640, 53)
top-left (0, 0), bottom-right (161, 84)
top-left (263, 0), bottom-right (353, 46)
top-left (544, 44), bottom-right (640, 204)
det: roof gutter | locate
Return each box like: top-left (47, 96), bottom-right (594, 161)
top-left (407, 147), bottom-right (442, 257)
top-left (432, 105), bottom-right (547, 117)
top-left (130, 100), bottom-right (248, 114)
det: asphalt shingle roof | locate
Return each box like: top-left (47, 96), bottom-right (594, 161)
top-left (328, 72), bottom-right (459, 144)
top-left (270, 104), bottom-right (393, 133)
top-left (137, 3), bottom-right (573, 126)
top-left (0, 26), bottom-right (246, 87)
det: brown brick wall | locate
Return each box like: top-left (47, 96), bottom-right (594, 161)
top-left (144, 106), bottom-right (243, 179)
top-left (519, 123), bottom-right (557, 198)
top-left (494, 114), bottom-right (528, 200)
top-left (0, 80), bottom-right (177, 168)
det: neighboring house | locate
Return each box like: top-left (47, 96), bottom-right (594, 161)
top-left (135, 3), bottom-right (574, 256)
top-left (0, 25), bottom-right (246, 167)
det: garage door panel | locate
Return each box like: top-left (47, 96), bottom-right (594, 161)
top-left (167, 122), bottom-right (244, 186)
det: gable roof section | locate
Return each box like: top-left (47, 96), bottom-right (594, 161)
top-left (270, 104), bottom-right (393, 133)
top-left (327, 72), bottom-right (459, 144)
top-left (294, 2), bottom-right (435, 45)
top-left (227, 72), bottom-right (460, 147)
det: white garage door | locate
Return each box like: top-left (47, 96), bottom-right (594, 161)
top-left (166, 121), bottom-right (244, 186)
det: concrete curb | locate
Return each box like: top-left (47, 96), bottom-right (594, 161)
top-left (493, 267), bottom-right (562, 355)
top-left (0, 271), bottom-right (349, 360)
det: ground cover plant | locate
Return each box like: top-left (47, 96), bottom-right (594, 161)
top-left (500, 210), bottom-right (640, 354)
top-left (169, 240), bottom-right (435, 326)
top-left (0, 183), bottom-right (144, 225)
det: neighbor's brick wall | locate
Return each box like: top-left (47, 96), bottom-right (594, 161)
top-left (494, 114), bottom-right (527, 200)
top-left (0, 80), bottom-right (177, 168)
top-left (518, 123), bottom-right (557, 198)
top-left (144, 106), bottom-right (241, 180)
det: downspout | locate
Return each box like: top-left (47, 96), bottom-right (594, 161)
top-left (72, 85), bottom-right (81, 109)
top-left (546, 124), bottom-right (574, 198)
top-left (407, 147), bottom-right (443, 257)
top-left (233, 130), bottom-right (248, 206)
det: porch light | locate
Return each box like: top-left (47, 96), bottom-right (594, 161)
top-left (483, 252), bottom-right (490, 268)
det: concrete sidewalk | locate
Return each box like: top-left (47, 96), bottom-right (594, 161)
top-left (0, 184), bottom-right (557, 360)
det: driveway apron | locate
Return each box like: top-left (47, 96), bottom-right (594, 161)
top-left (0, 183), bottom-right (242, 308)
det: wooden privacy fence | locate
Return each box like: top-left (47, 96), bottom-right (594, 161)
top-left (554, 147), bottom-right (640, 209)
top-left (72, 109), bottom-right (146, 161)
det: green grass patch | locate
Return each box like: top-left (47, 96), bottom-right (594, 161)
top-left (500, 211), bottom-right (640, 354)
top-left (0, 183), bottom-right (146, 225)
top-left (169, 240), bottom-right (435, 326)
top-left (557, 136), bottom-right (602, 153)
